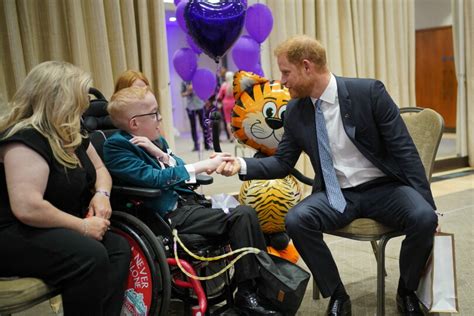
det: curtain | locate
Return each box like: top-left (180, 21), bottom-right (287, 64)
top-left (259, 0), bottom-right (415, 106)
top-left (257, 0), bottom-right (416, 193)
top-left (452, 0), bottom-right (473, 166)
top-left (0, 0), bottom-right (174, 147)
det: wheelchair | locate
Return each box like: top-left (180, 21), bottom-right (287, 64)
top-left (84, 88), bottom-right (237, 316)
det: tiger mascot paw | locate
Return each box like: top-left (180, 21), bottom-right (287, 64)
top-left (267, 240), bottom-right (300, 264)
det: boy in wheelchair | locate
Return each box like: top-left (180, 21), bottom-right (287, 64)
top-left (104, 86), bottom-right (280, 315)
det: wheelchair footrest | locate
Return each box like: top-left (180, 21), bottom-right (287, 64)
top-left (167, 258), bottom-right (207, 315)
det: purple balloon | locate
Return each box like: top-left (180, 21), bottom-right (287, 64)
top-left (250, 63), bottom-right (264, 77)
top-left (232, 35), bottom-right (260, 71)
top-left (186, 34), bottom-right (202, 55)
top-left (172, 48), bottom-right (197, 81)
top-left (185, 0), bottom-right (246, 62)
top-left (192, 68), bottom-right (217, 100)
top-left (245, 3), bottom-right (273, 44)
top-left (174, 0), bottom-right (181, 6)
top-left (176, 1), bottom-right (189, 33)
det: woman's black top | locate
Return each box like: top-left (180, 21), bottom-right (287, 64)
top-left (0, 128), bottom-right (96, 228)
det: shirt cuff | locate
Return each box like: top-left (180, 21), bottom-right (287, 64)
top-left (168, 155), bottom-right (177, 167)
top-left (238, 157), bottom-right (247, 175)
top-left (184, 164), bottom-right (196, 183)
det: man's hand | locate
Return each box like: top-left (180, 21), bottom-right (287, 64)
top-left (216, 160), bottom-right (241, 176)
top-left (192, 153), bottom-right (234, 174)
top-left (210, 152), bottom-right (241, 176)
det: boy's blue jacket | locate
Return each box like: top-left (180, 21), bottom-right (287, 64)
top-left (103, 130), bottom-right (192, 217)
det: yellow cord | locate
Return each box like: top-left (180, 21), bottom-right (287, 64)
top-left (172, 229), bottom-right (261, 281)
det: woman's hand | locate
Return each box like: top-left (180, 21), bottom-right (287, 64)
top-left (87, 192), bottom-right (112, 219)
top-left (83, 217), bottom-right (110, 241)
top-left (130, 136), bottom-right (165, 158)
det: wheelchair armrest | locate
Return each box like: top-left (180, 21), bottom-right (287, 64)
top-left (196, 174), bottom-right (213, 185)
top-left (112, 185), bottom-right (162, 198)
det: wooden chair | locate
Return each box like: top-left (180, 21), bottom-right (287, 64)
top-left (0, 278), bottom-right (60, 315)
top-left (312, 107), bottom-right (444, 315)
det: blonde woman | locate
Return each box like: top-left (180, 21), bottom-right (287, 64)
top-left (0, 61), bottom-right (131, 315)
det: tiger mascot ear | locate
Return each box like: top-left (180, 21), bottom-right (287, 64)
top-left (232, 71), bottom-right (268, 101)
top-left (231, 70), bottom-right (290, 156)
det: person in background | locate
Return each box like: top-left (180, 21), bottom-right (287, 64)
top-left (114, 69), bottom-right (150, 94)
top-left (104, 86), bottom-right (281, 316)
top-left (217, 35), bottom-right (438, 316)
top-left (217, 66), bottom-right (232, 141)
top-left (0, 61), bottom-right (131, 315)
top-left (181, 81), bottom-right (211, 151)
top-left (217, 71), bottom-right (236, 143)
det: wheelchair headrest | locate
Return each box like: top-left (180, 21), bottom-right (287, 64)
top-left (82, 87), bottom-right (116, 131)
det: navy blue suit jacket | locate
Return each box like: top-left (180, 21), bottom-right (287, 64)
top-left (242, 76), bottom-right (436, 209)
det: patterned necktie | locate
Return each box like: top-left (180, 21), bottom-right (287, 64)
top-left (315, 99), bottom-right (347, 213)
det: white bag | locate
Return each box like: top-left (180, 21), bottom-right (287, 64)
top-left (416, 233), bottom-right (459, 313)
top-left (211, 193), bottom-right (240, 214)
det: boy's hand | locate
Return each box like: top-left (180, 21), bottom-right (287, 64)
top-left (130, 136), bottom-right (166, 158)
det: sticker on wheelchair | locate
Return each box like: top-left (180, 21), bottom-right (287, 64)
top-left (118, 231), bottom-right (152, 316)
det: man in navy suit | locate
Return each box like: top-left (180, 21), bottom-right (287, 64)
top-left (217, 35), bottom-right (438, 316)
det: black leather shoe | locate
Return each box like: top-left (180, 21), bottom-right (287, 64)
top-left (396, 293), bottom-right (424, 315)
top-left (326, 296), bottom-right (351, 316)
top-left (234, 290), bottom-right (281, 315)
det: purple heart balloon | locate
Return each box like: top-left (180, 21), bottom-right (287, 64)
top-left (185, 0), bottom-right (246, 62)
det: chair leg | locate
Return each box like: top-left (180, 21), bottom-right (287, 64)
top-left (371, 241), bottom-right (388, 277)
top-left (312, 278), bottom-right (321, 300)
top-left (377, 236), bottom-right (392, 316)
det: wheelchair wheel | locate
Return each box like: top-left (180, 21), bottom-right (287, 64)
top-left (111, 211), bottom-right (171, 316)
top-left (171, 257), bottom-right (236, 306)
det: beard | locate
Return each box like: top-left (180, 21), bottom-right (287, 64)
top-left (288, 78), bottom-right (313, 99)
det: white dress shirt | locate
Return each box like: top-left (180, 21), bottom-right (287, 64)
top-left (310, 74), bottom-right (385, 188)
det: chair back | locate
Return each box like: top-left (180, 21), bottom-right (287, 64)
top-left (83, 87), bottom-right (115, 132)
top-left (400, 107), bottom-right (444, 182)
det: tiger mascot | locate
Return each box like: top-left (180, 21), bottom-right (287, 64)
top-left (231, 71), bottom-right (300, 263)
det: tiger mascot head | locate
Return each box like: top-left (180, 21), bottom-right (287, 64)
top-left (231, 71), bottom-right (289, 156)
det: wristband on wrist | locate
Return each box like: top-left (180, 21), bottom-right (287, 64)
top-left (95, 190), bottom-right (110, 198)
top-left (82, 219), bottom-right (89, 236)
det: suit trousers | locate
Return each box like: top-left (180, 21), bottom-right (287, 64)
top-left (167, 203), bottom-right (266, 283)
top-left (0, 223), bottom-right (131, 316)
top-left (285, 177), bottom-right (438, 298)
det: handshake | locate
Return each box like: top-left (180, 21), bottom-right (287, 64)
top-left (192, 152), bottom-right (241, 177)
top-left (129, 136), bottom-right (241, 177)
